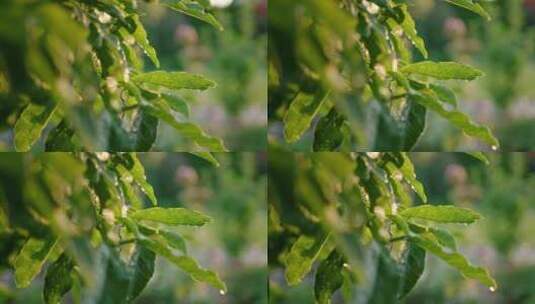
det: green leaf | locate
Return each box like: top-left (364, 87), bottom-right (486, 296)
top-left (403, 101), bottom-right (427, 150)
top-left (130, 154), bottom-right (158, 206)
top-left (284, 90), bottom-right (329, 143)
top-left (410, 91), bottom-right (499, 148)
top-left (411, 233), bottom-right (497, 289)
top-left (43, 253), bottom-right (74, 304)
top-left (313, 108), bottom-right (345, 151)
top-left (13, 237), bottom-right (58, 288)
top-left (401, 61), bottom-right (484, 80)
top-left (14, 102), bottom-right (57, 152)
top-left (429, 84), bottom-right (457, 107)
top-left (400, 153), bottom-right (427, 203)
top-left (465, 152), bottom-right (490, 165)
top-left (398, 243), bottom-right (426, 299)
top-left (142, 100), bottom-right (226, 151)
top-left (126, 247), bottom-right (156, 302)
top-left (139, 238), bottom-right (226, 292)
top-left (163, 94), bottom-right (191, 117)
top-left (400, 205), bottom-right (482, 224)
top-left (430, 227), bottom-right (457, 251)
top-left (163, 0), bottom-right (223, 31)
top-left (398, 5), bottom-right (428, 58)
top-left (314, 250), bottom-right (345, 304)
top-left (284, 233), bottom-right (330, 286)
top-left (124, 15), bottom-right (159, 68)
top-left (133, 71), bottom-right (215, 92)
top-left (190, 152), bottom-right (220, 167)
top-left (135, 110), bottom-right (159, 151)
top-left (131, 207), bottom-right (211, 226)
top-left (444, 0), bottom-right (491, 20)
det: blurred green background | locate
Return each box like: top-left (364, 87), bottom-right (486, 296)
top-left (0, 152), bottom-right (267, 304)
top-left (411, 0), bottom-right (535, 150)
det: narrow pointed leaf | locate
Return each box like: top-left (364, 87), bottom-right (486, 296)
top-left (163, 0), bottom-right (223, 31)
top-left (401, 61), bottom-right (483, 80)
top-left (465, 152), bottom-right (490, 165)
top-left (400, 153), bottom-right (427, 203)
top-left (190, 152), bottom-right (220, 167)
top-left (142, 100), bottom-right (226, 151)
top-left (400, 205), bottom-right (482, 224)
top-left (411, 233), bottom-right (497, 289)
top-left (131, 207), bottom-right (211, 226)
top-left (411, 91), bottom-right (499, 147)
top-left (445, 0), bottom-right (491, 20)
top-left (130, 15), bottom-right (159, 68)
top-left (133, 71), bottom-right (215, 92)
top-left (399, 5), bottom-right (428, 58)
top-left (139, 238), bottom-right (226, 292)
top-left (130, 155), bottom-right (158, 206)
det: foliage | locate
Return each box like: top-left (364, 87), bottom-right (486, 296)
top-left (0, 152), bottom-right (225, 303)
top-left (268, 0), bottom-right (499, 151)
top-left (268, 151), bottom-right (496, 303)
top-left (0, 0), bottom-right (225, 152)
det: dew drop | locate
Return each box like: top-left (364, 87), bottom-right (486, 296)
top-left (489, 286), bottom-right (496, 292)
top-left (219, 290), bottom-right (226, 295)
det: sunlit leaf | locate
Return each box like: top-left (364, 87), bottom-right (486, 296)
top-left (410, 91), bottom-right (499, 147)
top-left (401, 205), bottom-right (482, 224)
top-left (131, 207), bottom-right (211, 226)
top-left (411, 233), bottom-right (497, 289)
top-left (133, 71), bottom-right (215, 93)
top-left (162, 0), bottom-right (223, 31)
top-left (401, 61), bottom-right (484, 80)
top-left (445, 0), bottom-right (491, 20)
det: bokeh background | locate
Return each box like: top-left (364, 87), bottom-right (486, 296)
top-left (411, 0), bottom-right (535, 150)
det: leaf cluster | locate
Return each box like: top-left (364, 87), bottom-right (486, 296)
top-left (268, 151), bottom-right (496, 303)
top-left (0, 152), bottom-right (225, 303)
top-left (268, 0), bottom-right (498, 150)
top-left (0, 0), bottom-right (224, 152)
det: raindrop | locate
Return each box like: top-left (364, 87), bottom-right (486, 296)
top-left (219, 290), bottom-right (226, 295)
